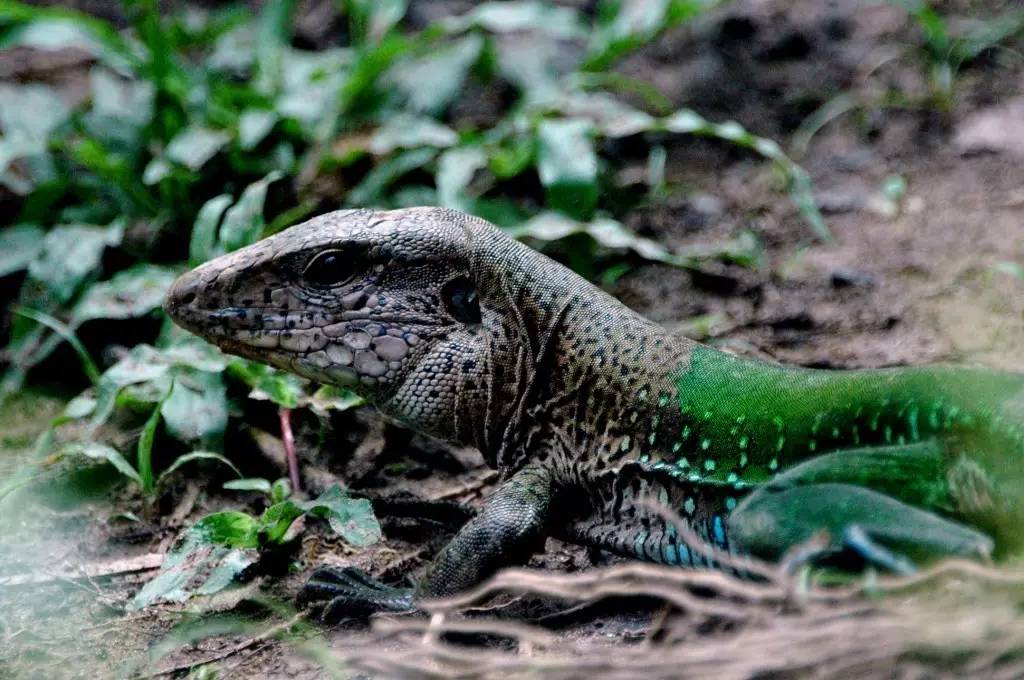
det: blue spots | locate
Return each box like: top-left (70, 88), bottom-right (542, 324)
top-left (661, 542), bottom-right (678, 565)
top-left (676, 543), bottom-right (691, 566)
top-left (633, 530), bottom-right (648, 559)
top-left (712, 515), bottom-right (727, 547)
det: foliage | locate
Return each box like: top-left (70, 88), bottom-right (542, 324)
top-left (891, 1), bottom-right (1024, 108)
top-left (0, 0), bottom-right (832, 503)
top-left (131, 484), bottom-right (381, 608)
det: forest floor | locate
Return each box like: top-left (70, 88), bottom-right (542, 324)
top-left (2, 0), bottom-right (1023, 678)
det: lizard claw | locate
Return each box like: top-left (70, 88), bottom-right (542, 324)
top-left (298, 566), bottom-right (415, 622)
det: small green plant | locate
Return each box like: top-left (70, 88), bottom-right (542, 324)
top-left (892, 0), bottom-right (1024, 110)
top-left (131, 484), bottom-right (381, 608)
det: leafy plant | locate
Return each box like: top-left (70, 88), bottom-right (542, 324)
top-left (131, 484), bottom-right (381, 608)
top-left (891, 1), bottom-right (1024, 109)
top-left (1, 0), bottom-right (822, 508)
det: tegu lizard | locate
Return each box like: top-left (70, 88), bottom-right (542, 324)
top-left (164, 207), bottom-right (1024, 618)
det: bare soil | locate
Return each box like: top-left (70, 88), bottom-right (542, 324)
top-left (1, 0), bottom-right (1023, 678)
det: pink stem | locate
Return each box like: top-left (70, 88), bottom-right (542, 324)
top-left (279, 407), bottom-right (301, 493)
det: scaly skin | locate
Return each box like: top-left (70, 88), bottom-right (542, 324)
top-left (165, 207), bottom-right (1024, 616)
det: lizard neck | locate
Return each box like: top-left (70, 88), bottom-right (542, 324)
top-left (454, 228), bottom-right (698, 472)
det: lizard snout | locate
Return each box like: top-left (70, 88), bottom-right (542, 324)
top-left (164, 270), bottom-right (203, 324)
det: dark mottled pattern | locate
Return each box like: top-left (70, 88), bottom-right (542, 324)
top-left (166, 207), bottom-right (1024, 602)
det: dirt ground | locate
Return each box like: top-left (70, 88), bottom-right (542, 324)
top-left (2, 0), bottom-right (1023, 678)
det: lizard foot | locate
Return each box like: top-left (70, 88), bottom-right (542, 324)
top-left (298, 566), bottom-right (415, 622)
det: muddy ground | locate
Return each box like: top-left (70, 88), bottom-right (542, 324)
top-left (1, 0), bottom-right (1023, 678)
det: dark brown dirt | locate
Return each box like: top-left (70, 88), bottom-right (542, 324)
top-left (1, 0), bottom-right (1022, 678)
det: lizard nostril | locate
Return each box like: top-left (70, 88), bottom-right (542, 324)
top-left (181, 291), bottom-right (197, 305)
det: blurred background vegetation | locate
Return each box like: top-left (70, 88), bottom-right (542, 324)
top-left (1, 0), bottom-right (1023, 677)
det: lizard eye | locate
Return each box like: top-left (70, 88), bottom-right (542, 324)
top-left (442, 276), bottom-right (481, 325)
top-left (303, 249), bottom-right (355, 286)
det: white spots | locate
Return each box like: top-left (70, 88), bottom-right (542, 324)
top-left (725, 497), bottom-right (737, 511)
top-left (700, 438), bottom-right (710, 450)
top-left (344, 329), bottom-right (372, 349)
top-left (768, 457), bottom-right (778, 471)
top-left (620, 436), bottom-right (631, 452)
top-left (703, 459), bottom-right (716, 471)
top-left (738, 435), bottom-right (748, 450)
top-left (684, 498), bottom-right (696, 515)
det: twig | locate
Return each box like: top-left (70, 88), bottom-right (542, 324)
top-left (131, 612), bottom-right (307, 679)
top-left (280, 407), bottom-right (302, 493)
top-left (0, 553), bottom-right (164, 587)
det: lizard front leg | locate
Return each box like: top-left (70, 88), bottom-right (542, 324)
top-left (299, 464), bottom-right (554, 620)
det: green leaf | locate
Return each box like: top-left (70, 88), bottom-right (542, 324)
top-left (660, 109), bottom-right (833, 243)
top-left (187, 511), bottom-right (262, 549)
top-left (71, 265), bottom-right (179, 324)
top-left (164, 125), bottom-right (231, 171)
top-left (436, 146), bottom-right (488, 211)
top-left (238, 109), bottom-right (279, 150)
top-left (348, 0), bottom-right (408, 43)
top-left (0, 225), bottom-right (45, 278)
top-left (389, 34), bottom-right (483, 115)
top-left (370, 114), bottom-right (458, 154)
top-left (0, 83), bottom-right (70, 147)
top-left (13, 306), bottom-right (100, 384)
top-left (137, 387), bottom-right (170, 495)
top-left (160, 370), bottom-right (228, 444)
top-left (159, 451), bottom-right (241, 486)
top-left (300, 485), bottom-right (382, 547)
top-left (189, 194), bottom-right (233, 266)
top-left (304, 384), bottom-right (366, 415)
top-left (449, 2), bottom-right (585, 38)
top-left (130, 512), bottom-right (260, 609)
top-left (258, 499), bottom-right (305, 545)
top-left (271, 477), bottom-right (291, 503)
top-left (555, 91), bottom-right (656, 138)
top-left (228, 359), bottom-right (306, 409)
top-left (0, 9), bottom-right (138, 73)
top-left (224, 478), bottom-right (273, 494)
top-left (347, 147), bottom-right (437, 206)
top-left (59, 441), bottom-right (143, 486)
top-left (89, 67), bottom-right (153, 126)
top-left (536, 119), bottom-right (598, 219)
top-left (219, 171), bottom-right (283, 253)
top-left (27, 222), bottom-right (123, 303)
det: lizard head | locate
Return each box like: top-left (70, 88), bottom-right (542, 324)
top-left (164, 207), bottom-right (515, 441)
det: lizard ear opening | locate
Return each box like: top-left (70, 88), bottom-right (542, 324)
top-left (441, 276), bottom-right (481, 325)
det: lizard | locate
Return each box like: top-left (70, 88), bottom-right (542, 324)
top-left (164, 206), bottom-right (1024, 619)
